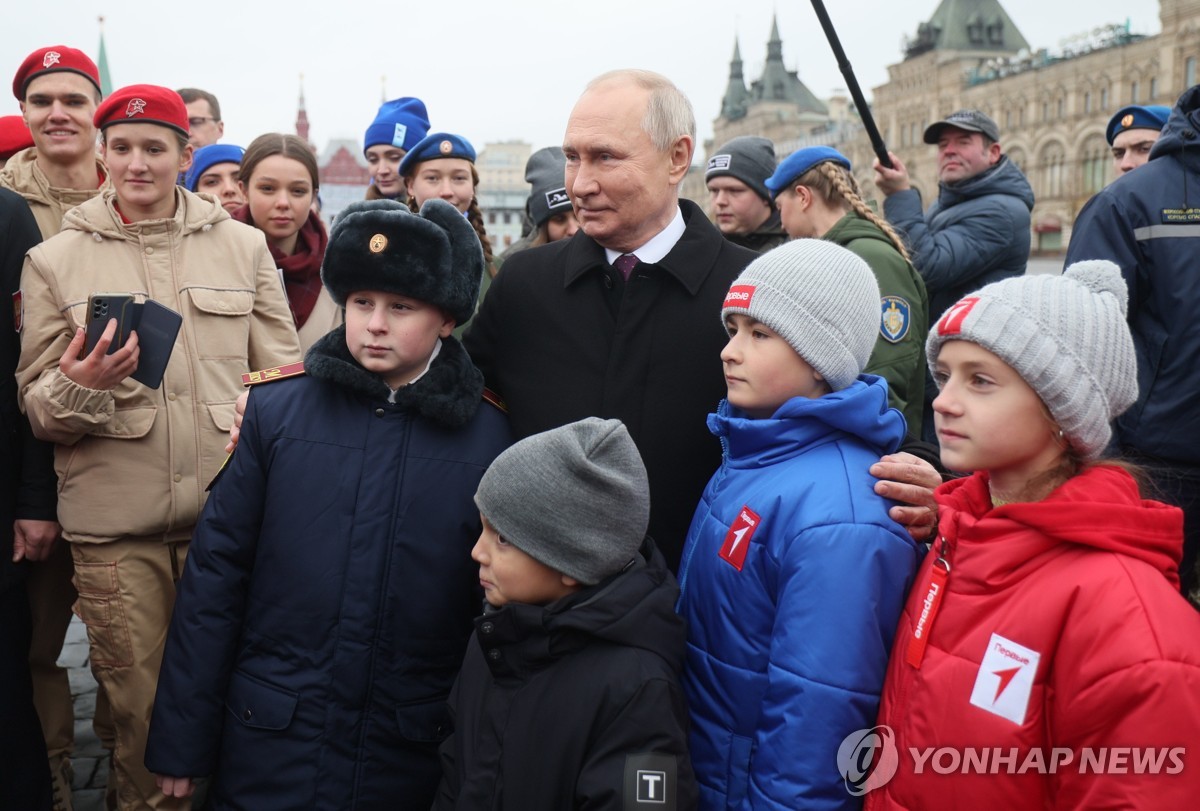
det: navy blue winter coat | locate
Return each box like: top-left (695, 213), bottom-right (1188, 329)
top-left (1065, 85), bottom-right (1200, 465)
top-left (676, 379), bottom-right (922, 811)
top-left (145, 329), bottom-right (511, 810)
top-left (884, 156), bottom-right (1033, 320)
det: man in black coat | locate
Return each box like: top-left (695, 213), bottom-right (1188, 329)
top-left (465, 70), bottom-right (757, 568)
top-left (1, 186), bottom-right (55, 810)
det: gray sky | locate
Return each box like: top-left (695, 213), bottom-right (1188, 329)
top-left (3, 1), bottom-right (1163, 157)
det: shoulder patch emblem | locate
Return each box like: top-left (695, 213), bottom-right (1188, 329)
top-left (242, 361), bottom-right (306, 387)
top-left (880, 296), bottom-right (911, 343)
top-left (623, 752), bottom-right (678, 809)
top-left (481, 387), bottom-right (508, 413)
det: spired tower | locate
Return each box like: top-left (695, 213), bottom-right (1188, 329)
top-left (295, 74), bottom-right (311, 146)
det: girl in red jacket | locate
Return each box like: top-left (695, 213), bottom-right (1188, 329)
top-left (865, 260), bottom-right (1200, 810)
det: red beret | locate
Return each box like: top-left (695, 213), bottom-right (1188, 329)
top-left (0, 115), bottom-right (34, 161)
top-left (12, 45), bottom-right (101, 101)
top-left (94, 85), bottom-right (188, 137)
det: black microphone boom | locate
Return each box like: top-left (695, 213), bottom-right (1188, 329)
top-left (808, 0), bottom-right (893, 169)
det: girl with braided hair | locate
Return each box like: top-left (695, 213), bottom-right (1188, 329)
top-left (766, 146), bottom-right (930, 435)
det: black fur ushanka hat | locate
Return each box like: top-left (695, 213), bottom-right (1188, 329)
top-left (321, 198), bottom-right (483, 324)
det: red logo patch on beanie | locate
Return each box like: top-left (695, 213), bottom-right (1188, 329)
top-left (937, 296), bottom-right (980, 336)
top-left (724, 285), bottom-right (756, 309)
top-left (42, 51), bottom-right (61, 68)
top-left (125, 98), bottom-right (147, 118)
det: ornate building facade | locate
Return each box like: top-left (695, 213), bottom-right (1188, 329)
top-left (710, 0), bottom-right (1200, 252)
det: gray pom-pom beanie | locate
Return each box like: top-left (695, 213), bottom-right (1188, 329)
top-left (474, 418), bottom-right (649, 585)
top-left (926, 259), bottom-right (1137, 458)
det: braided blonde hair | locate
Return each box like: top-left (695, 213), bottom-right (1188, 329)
top-left (797, 161), bottom-right (911, 262)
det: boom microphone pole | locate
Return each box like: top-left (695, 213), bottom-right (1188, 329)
top-left (808, 0), bottom-right (893, 169)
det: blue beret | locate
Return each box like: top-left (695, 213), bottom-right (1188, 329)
top-left (184, 143), bottom-right (244, 192)
top-left (398, 132), bottom-right (476, 176)
top-left (764, 146), bottom-right (851, 198)
top-left (1106, 105), bottom-right (1170, 145)
top-left (363, 97), bottom-right (430, 154)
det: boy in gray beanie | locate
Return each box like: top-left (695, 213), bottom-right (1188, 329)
top-left (435, 418), bottom-right (697, 809)
top-left (676, 238), bottom-right (923, 808)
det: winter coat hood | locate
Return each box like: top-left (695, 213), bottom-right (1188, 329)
top-left (936, 465), bottom-right (1184, 592)
top-left (937, 155), bottom-right (1034, 212)
top-left (477, 538), bottom-right (685, 677)
top-left (304, 327), bottom-right (483, 429)
top-left (710, 374), bottom-right (906, 466)
top-left (61, 185), bottom-right (228, 241)
top-left (1149, 84), bottom-right (1200, 163)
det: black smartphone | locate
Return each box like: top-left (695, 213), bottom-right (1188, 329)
top-left (82, 293), bottom-right (135, 358)
top-left (129, 299), bottom-right (182, 389)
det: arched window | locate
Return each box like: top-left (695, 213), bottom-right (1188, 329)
top-left (1040, 142), bottom-right (1067, 199)
top-left (1080, 135), bottom-right (1109, 195)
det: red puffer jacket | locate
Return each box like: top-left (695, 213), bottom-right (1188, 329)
top-left (867, 465), bottom-right (1200, 810)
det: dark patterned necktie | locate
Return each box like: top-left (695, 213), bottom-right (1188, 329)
top-left (613, 253), bottom-right (640, 280)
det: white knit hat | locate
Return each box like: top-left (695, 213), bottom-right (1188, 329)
top-left (926, 260), bottom-right (1137, 459)
top-left (721, 239), bottom-right (880, 391)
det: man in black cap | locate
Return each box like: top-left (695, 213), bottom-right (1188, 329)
top-left (705, 136), bottom-right (787, 252)
top-left (873, 109), bottom-right (1034, 442)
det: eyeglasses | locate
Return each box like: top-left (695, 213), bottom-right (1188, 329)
top-left (188, 116), bottom-right (218, 128)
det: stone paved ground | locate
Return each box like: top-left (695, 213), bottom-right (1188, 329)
top-left (62, 615), bottom-right (107, 811)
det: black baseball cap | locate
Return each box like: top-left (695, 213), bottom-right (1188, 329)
top-left (924, 109), bottom-right (1001, 144)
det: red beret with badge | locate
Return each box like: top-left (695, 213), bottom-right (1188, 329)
top-left (12, 45), bottom-right (101, 101)
top-left (94, 85), bottom-right (189, 137)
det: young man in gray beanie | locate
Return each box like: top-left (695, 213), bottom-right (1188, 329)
top-left (675, 239), bottom-right (923, 809)
top-left (435, 417), bottom-right (697, 809)
top-left (705, 135), bottom-right (787, 252)
top-left (144, 198), bottom-right (512, 810)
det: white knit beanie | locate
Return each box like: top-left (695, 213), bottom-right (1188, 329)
top-left (926, 260), bottom-right (1137, 459)
top-left (721, 239), bottom-right (880, 391)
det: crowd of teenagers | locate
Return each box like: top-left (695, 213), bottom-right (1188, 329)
top-left (2, 41), bottom-right (1200, 811)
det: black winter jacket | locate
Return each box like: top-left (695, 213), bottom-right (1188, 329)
top-left (145, 330), bottom-right (511, 810)
top-left (434, 539), bottom-right (696, 810)
top-left (1, 188), bottom-right (56, 594)
top-left (464, 200), bottom-right (757, 569)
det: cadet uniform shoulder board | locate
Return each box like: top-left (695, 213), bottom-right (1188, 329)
top-left (242, 361), bottom-right (306, 387)
top-left (481, 387), bottom-right (508, 413)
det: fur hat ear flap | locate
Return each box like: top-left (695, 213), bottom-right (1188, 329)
top-left (418, 198), bottom-right (484, 320)
top-left (320, 198), bottom-right (483, 324)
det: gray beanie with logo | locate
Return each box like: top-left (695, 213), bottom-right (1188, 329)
top-left (525, 146), bottom-right (572, 229)
top-left (474, 418), bottom-right (649, 585)
top-left (926, 260), bottom-right (1137, 459)
top-left (706, 136), bottom-right (777, 202)
top-left (721, 239), bottom-right (880, 391)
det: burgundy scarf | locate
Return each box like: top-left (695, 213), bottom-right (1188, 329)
top-left (233, 206), bottom-right (328, 328)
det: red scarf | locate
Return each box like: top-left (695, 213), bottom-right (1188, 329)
top-left (233, 206), bottom-right (328, 328)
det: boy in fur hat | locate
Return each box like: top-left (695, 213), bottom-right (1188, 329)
top-left (145, 199), bottom-right (511, 811)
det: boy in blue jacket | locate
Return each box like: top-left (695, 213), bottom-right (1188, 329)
top-left (144, 199), bottom-right (511, 810)
top-left (676, 239), bottom-right (923, 811)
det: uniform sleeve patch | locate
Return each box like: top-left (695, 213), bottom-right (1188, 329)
top-left (880, 296), bottom-right (911, 343)
top-left (624, 753), bottom-right (678, 809)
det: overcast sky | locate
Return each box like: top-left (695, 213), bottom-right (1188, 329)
top-left (3, 1), bottom-right (1163, 157)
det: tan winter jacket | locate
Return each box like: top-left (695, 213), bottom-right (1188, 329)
top-left (0, 146), bottom-right (109, 241)
top-left (16, 187), bottom-right (302, 543)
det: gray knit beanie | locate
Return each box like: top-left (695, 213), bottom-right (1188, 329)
top-left (525, 146), bottom-right (572, 229)
top-left (474, 418), bottom-right (649, 586)
top-left (706, 136), bottom-right (776, 202)
top-left (926, 260), bottom-right (1137, 459)
top-left (721, 239), bottom-right (880, 391)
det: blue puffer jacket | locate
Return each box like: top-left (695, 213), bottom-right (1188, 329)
top-left (1065, 85), bottom-right (1200, 465)
top-left (884, 156), bottom-right (1034, 320)
top-left (145, 329), bottom-right (511, 811)
top-left (677, 377), bottom-right (923, 811)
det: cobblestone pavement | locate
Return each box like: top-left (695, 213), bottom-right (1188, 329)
top-left (62, 614), bottom-right (108, 811)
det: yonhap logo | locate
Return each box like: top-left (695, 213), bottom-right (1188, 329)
top-left (837, 725), bottom-right (899, 796)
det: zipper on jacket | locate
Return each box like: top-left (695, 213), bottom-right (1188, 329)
top-left (904, 533), bottom-right (953, 669)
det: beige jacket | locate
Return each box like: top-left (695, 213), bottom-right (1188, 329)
top-left (0, 146), bottom-right (109, 241)
top-left (296, 287), bottom-right (343, 353)
top-left (16, 188), bottom-right (302, 543)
